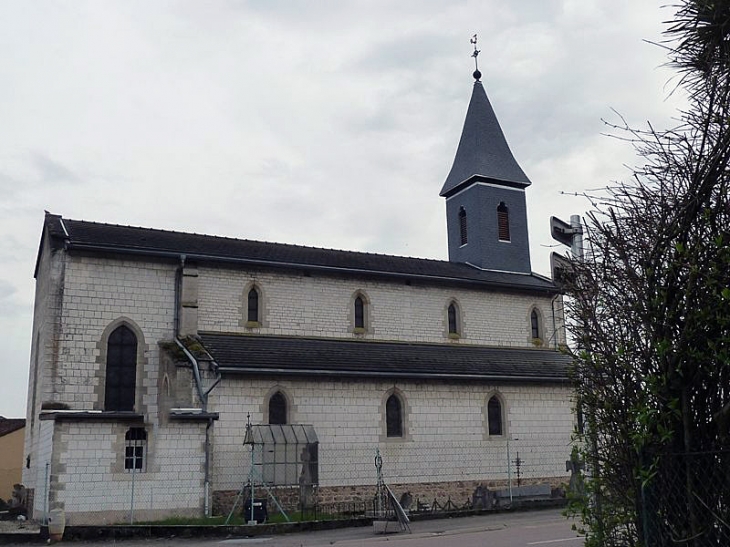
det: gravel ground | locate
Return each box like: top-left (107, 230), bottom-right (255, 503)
top-left (0, 518), bottom-right (40, 534)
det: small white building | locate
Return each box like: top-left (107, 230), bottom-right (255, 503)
top-left (23, 72), bottom-right (573, 524)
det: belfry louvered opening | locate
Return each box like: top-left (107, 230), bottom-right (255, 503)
top-left (497, 202), bottom-right (510, 242)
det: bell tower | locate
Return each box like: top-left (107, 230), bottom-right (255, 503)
top-left (441, 40), bottom-right (532, 273)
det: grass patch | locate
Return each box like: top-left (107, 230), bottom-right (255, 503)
top-left (135, 510), bottom-right (349, 526)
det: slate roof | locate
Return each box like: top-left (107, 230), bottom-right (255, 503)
top-left (40, 213), bottom-right (558, 294)
top-left (0, 417), bottom-right (25, 437)
top-left (198, 332), bottom-right (570, 384)
top-left (440, 81), bottom-right (531, 198)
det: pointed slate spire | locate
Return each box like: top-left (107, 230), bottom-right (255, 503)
top-left (440, 79), bottom-right (531, 198)
top-left (441, 70), bottom-right (533, 273)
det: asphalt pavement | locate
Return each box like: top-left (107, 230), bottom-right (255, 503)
top-left (11, 508), bottom-right (584, 547)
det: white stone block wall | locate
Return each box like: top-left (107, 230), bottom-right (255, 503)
top-left (197, 267), bottom-right (565, 348)
top-left (24, 245), bottom-right (572, 521)
top-left (24, 237), bottom-right (65, 490)
top-left (54, 256), bottom-right (176, 416)
top-left (209, 378), bottom-right (574, 493)
top-left (48, 421), bottom-right (206, 524)
top-left (30, 419), bottom-right (54, 520)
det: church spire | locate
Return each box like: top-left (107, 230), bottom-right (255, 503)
top-left (439, 56), bottom-right (531, 198)
top-left (441, 42), bottom-right (532, 273)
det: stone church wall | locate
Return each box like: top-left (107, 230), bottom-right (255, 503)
top-left (23, 249), bottom-right (571, 523)
top-left (35, 419), bottom-right (207, 525)
top-left (46, 255), bottom-right (177, 415)
top-left (208, 376), bottom-right (573, 512)
top-left (196, 266), bottom-right (565, 348)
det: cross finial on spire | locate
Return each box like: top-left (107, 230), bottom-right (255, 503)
top-left (470, 34), bottom-right (481, 81)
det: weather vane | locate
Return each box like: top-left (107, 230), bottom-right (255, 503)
top-left (470, 34), bottom-right (481, 81)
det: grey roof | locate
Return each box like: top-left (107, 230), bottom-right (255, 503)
top-left (39, 213), bottom-right (558, 294)
top-left (199, 332), bottom-right (570, 384)
top-left (0, 417), bottom-right (25, 437)
top-left (440, 81), bottom-right (531, 198)
top-left (39, 411), bottom-right (144, 422)
top-left (244, 424), bottom-right (319, 445)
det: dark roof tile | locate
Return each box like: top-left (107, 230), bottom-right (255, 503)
top-left (44, 214), bottom-right (557, 293)
top-left (0, 417), bottom-right (25, 437)
top-left (199, 333), bottom-right (570, 383)
top-left (441, 81), bottom-right (531, 197)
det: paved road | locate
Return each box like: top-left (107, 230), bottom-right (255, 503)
top-left (223, 508), bottom-right (585, 547)
top-left (32, 508), bottom-right (583, 547)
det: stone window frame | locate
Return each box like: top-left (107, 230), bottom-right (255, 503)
top-left (483, 390), bottom-right (508, 440)
top-left (124, 427), bottom-right (148, 473)
top-left (379, 388), bottom-right (411, 442)
top-left (349, 290), bottom-right (372, 335)
top-left (110, 421), bottom-right (156, 476)
top-left (527, 306), bottom-right (544, 346)
top-left (95, 317), bottom-right (148, 413)
top-left (444, 298), bottom-right (463, 340)
top-left (240, 281), bottom-right (267, 330)
top-left (261, 385), bottom-right (296, 425)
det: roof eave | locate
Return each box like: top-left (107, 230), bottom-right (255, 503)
top-left (217, 366), bottom-right (568, 384)
top-left (440, 173), bottom-right (531, 198)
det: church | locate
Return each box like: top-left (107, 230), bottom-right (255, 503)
top-left (22, 68), bottom-right (574, 524)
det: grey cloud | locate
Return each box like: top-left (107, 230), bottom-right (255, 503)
top-left (0, 280), bottom-right (16, 300)
top-left (353, 32), bottom-right (451, 74)
top-left (31, 152), bottom-right (80, 185)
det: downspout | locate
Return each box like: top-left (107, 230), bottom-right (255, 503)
top-left (173, 255), bottom-right (222, 517)
top-left (173, 255), bottom-right (209, 410)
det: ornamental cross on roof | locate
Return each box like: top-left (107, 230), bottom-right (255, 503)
top-left (470, 34), bottom-right (481, 81)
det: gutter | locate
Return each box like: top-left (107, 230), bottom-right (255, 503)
top-left (65, 242), bottom-right (560, 296)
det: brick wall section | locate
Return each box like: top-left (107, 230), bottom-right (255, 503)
top-left (209, 377), bottom-right (573, 494)
top-left (214, 476), bottom-right (564, 516)
top-left (47, 421), bottom-right (207, 525)
top-left (24, 236), bottom-right (65, 492)
top-left (30, 419), bottom-right (54, 519)
top-left (197, 266), bottom-right (565, 347)
top-left (54, 255), bottom-right (176, 416)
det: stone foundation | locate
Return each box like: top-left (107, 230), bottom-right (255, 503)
top-left (213, 476), bottom-right (566, 516)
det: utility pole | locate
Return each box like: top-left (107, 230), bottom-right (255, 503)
top-left (550, 213), bottom-right (603, 544)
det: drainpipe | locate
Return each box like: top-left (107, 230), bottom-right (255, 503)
top-left (173, 255), bottom-right (222, 517)
top-left (204, 418), bottom-right (213, 517)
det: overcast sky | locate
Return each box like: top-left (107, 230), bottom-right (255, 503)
top-left (0, 1), bottom-right (685, 418)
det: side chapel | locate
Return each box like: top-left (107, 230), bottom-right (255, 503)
top-left (23, 67), bottom-right (573, 524)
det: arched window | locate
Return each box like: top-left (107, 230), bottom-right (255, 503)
top-left (354, 296), bottom-right (365, 330)
top-left (487, 395), bottom-right (503, 436)
top-left (448, 302), bottom-right (459, 335)
top-left (105, 325), bottom-right (137, 412)
top-left (531, 309), bottom-right (541, 339)
top-left (386, 395), bottom-right (403, 437)
top-left (269, 391), bottom-right (287, 425)
top-left (497, 202), bottom-right (510, 241)
top-left (459, 207), bottom-right (468, 245)
top-left (248, 287), bottom-right (260, 323)
top-left (124, 427), bottom-right (147, 472)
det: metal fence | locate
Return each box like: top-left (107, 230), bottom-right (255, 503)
top-left (640, 449), bottom-right (730, 547)
top-left (34, 437), bottom-right (574, 525)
